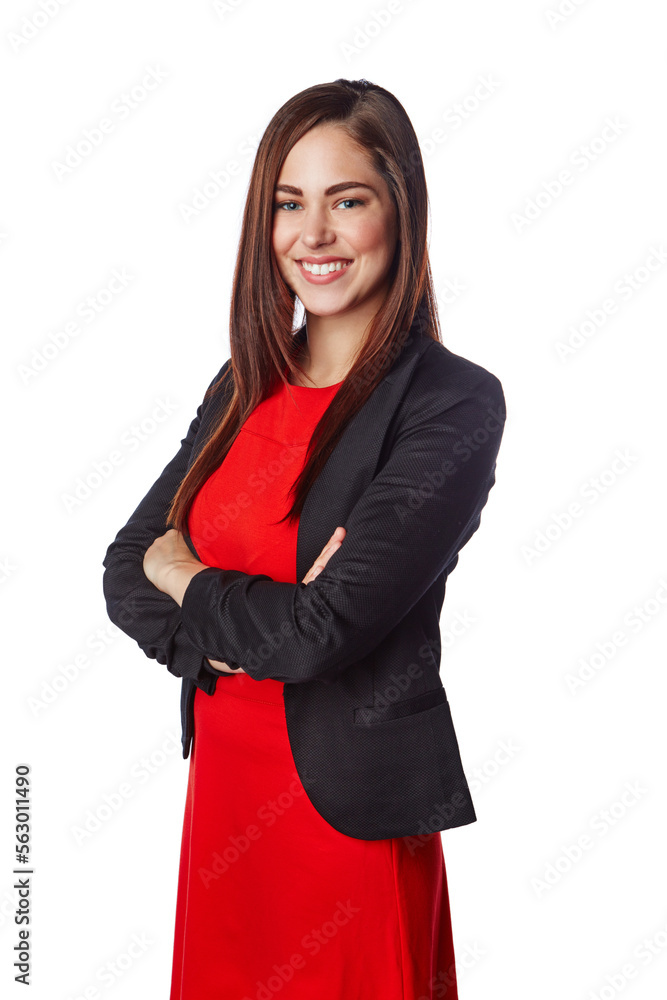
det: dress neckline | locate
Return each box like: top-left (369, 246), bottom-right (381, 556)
top-left (283, 368), bottom-right (343, 390)
top-left (286, 379), bottom-right (343, 390)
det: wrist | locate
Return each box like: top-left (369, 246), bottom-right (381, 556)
top-left (164, 561), bottom-right (210, 607)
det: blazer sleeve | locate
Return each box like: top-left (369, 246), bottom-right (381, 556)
top-left (101, 359), bottom-right (232, 690)
top-left (179, 368), bottom-right (507, 684)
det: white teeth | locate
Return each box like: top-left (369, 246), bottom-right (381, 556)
top-left (300, 259), bottom-right (352, 275)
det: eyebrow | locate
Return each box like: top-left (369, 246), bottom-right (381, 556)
top-left (274, 181), bottom-right (379, 198)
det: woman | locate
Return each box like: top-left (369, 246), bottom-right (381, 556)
top-left (102, 78), bottom-right (506, 998)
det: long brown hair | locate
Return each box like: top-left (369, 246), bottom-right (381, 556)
top-left (167, 78), bottom-right (442, 535)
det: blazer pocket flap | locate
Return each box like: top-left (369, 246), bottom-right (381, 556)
top-left (353, 685), bottom-right (448, 725)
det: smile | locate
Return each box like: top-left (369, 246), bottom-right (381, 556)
top-left (296, 259), bottom-right (354, 284)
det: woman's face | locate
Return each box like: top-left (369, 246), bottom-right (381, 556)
top-left (272, 124), bottom-right (398, 320)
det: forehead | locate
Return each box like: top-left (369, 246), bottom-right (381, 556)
top-left (275, 132), bottom-right (380, 197)
top-left (279, 127), bottom-right (372, 171)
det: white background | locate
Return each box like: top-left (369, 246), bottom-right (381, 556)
top-left (1, 1), bottom-right (666, 997)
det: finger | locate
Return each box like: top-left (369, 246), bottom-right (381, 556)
top-left (207, 658), bottom-right (246, 675)
top-left (316, 528), bottom-right (346, 562)
top-left (302, 546), bottom-right (340, 584)
top-left (301, 529), bottom-right (346, 585)
top-left (310, 543), bottom-right (341, 576)
top-left (317, 527), bottom-right (344, 554)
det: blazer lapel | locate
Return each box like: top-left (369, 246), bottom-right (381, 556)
top-left (187, 318), bottom-right (434, 577)
top-left (295, 322), bottom-right (433, 580)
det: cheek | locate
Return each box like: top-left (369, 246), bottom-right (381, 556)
top-left (271, 212), bottom-right (301, 254)
top-left (271, 221), bottom-right (287, 258)
top-left (272, 231), bottom-right (295, 282)
top-left (271, 214), bottom-right (297, 256)
top-left (348, 216), bottom-right (395, 258)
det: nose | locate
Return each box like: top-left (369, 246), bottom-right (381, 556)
top-left (299, 206), bottom-right (336, 249)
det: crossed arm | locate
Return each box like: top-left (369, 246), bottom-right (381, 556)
top-left (101, 359), bottom-right (346, 684)
top-left (102, 360), bottom-right (506, 687)
top-left (141, 525), bottom-right (346, 673)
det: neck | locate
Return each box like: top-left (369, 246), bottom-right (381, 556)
top-left (296, 295), bottom-right (387, 385)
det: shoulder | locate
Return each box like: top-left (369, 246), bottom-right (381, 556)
top-left (201, 357), bottom-right (233, 410)
top-left (206, 356), bottom-right (232, 390)
top-left (402, 337), bottom-right (506, 421)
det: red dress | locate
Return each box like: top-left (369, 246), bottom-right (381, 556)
top-left (170, 374), bottom-right (459, 999)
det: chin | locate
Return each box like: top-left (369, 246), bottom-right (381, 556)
top-left (300, 297), bottom-right (354, 316)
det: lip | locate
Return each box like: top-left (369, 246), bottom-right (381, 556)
top-left (297, 256), bottom-right (353, 265)
top-left (295, 257), bottom-right (354, 285)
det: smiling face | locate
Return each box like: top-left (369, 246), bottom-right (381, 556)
top-left (272, 124), bottom-right (399, 321)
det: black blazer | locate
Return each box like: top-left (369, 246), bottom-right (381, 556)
top-left (102, 317), bottom-right (506, 840)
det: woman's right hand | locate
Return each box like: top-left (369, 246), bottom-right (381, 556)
top-left (301, 526), bottom-right (346, 584)
top-left (206, 527), bottom-right (346, 673)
